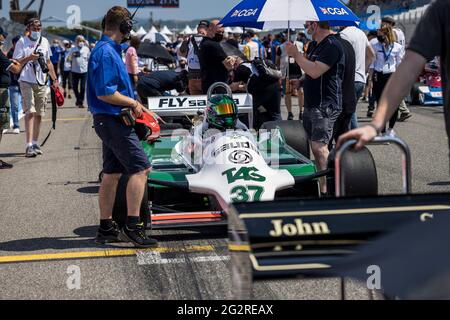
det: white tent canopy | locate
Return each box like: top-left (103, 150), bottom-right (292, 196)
top-left (224, 27), bottom-right (234, 34)
top-left (160, 25), bottom-right (173, 35)
top-left (135, 26), bottom-right (147, 37)
top-left (180, 25), bottom-right (194, 35)
top-left (149, 26), bottom-right (159, 34)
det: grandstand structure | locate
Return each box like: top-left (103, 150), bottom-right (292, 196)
top-left (350, 0), bottom-right (432, 42)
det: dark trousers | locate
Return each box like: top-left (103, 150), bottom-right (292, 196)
top-left (72, 72), bottom-right (87, 106)
top-left (62, 70), bottom-right (72, 92)
top-left (373, 72), bottom-right (399, 130)
top-left (251, 82), bottom-right (282, 130)
top-left (329, 112), bottom-right (352, 150)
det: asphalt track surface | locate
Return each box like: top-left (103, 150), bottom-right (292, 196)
top-left (0, 96), bottom-right (448, 300)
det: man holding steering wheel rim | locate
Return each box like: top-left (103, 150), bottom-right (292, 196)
top-left (87, 6), bottom-right (157, 248)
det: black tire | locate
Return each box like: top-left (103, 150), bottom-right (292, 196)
top-left (261, 120), bottom-right (311, 159)
top-left (328, 147), bottom-right (378, 197)
top-left (112, 175), bottom-right (150, 229)
top-left (410, 82), bottom-right (423, 105)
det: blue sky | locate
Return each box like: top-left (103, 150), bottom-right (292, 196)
top-left (0, 0), bottom-right (242, 22)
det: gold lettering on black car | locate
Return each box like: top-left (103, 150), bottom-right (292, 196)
top-left (269, 219), bottom-right (331, 237)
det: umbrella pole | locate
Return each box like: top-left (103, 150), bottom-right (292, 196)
top-left (287, 21), bottom-right (290, 107)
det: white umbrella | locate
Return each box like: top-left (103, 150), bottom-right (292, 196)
top-left (160, 25), bottom-right (173, 35)
top-left (220, 0), bottom-right (359, 30)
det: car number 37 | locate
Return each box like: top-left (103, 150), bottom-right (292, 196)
top-left (230, 185), bottom-right (265, 203)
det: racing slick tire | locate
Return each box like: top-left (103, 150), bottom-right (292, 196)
top-left (112, 175), bottom-right (150, 229)
top-left (261, 120), bottom-right (311, 159)
top-left (328, 147), bottom-right (378, 197)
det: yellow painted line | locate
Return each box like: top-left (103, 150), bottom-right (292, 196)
top-left (0, 245), bottom-right (214, 264)
top-left (239, 205), bottom-right (450, 219)
top-left (250, 254), bottom-right (330, 272)
top-left (229, 244), bottom-right (251, 252)
top-left (43, 117), bottom-right (90, 122)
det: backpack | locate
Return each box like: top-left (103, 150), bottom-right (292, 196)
top-left (252, 57), bottom-right (282, 83)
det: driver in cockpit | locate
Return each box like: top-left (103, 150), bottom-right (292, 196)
top-left (195, 94), bottom-right (248, 139)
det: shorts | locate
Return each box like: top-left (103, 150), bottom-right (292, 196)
top-left (19, 81), bottom-right (48, 116)
top-left (303, 105), bottom-right (342, 145)
top-left (282, 78), bottom-right (302, 95)
top-left (93, 114), bottom-right (152, 175)
top-left (0, 88), bottom-right (10, 130)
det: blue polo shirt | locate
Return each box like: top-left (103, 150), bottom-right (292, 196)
top-left (87, 35), bottom-right (134, 116)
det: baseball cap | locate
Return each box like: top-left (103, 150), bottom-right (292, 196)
top-left (198, 20), bottom-right (210, 28)
top-left (382, 16), bottom-right (396, 24)
top-left (0, 27), bottom-right (8, 38)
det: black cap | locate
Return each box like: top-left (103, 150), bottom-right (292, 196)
top-left (0, 27), bottom-right (8, 38)
top-left (382, 16), bottom-right (396, 25)
top-left (198, 20), bottom-right (210, 28)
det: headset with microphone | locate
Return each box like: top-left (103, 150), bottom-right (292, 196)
top-left (101, 0), bottom-right (146, 43)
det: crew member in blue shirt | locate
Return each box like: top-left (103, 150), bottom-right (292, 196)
top-left (87, 6), bottom-right (157, 248)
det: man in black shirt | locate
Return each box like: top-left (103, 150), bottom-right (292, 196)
top-left (338, 0), bottom-right (450, 160)
top-left (0, 27), bottom-right (39, 169)
top-left (198, 19), bottom-right (235, 94)
top-left (286, 21), bottom-right (345, 194)
top-left (330, 33), bottom-right (356, 148)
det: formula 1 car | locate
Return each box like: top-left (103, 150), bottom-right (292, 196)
top-left (407, 58), bottom-right (444, 106)
top-left (112, 83), bottom-right (378, 230)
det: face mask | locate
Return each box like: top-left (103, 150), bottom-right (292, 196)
top-left (377, 35), bottom-right (386, 43)
top-left (306, 24), bottom-right (316, 41)
top-left (30, 31), bottom-right (41, 41)
top-left (78, 42), bottom-right (84, 48)
top-left (0, 41), bottom-right (4, 46)
top-left (213, 33), bottom-right (224, 42)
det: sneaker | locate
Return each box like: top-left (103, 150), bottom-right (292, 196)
top-left (119, 223), bottom-right (158, 248)
top-left (2, 129), bottom-right (7, 134)
top-left (0, 160), bottom-right (13, 169)
top-left (33, 144), bottom-right (43, 155)
top-left (299, 112), bottom-right (303, 121)
top-left (367, 110), bottom-right (374, 118)
top-left (25, 146), bottom-right (37, 158)
top-left (95, 222), bottom-right (121, 244)
top-left (398, 113), bottom-right (412, 122)
top-left (68, 94), bottom-right (72, 99)
top-left (287, 112), bottom-right (294, 121)
top-left (386, 128), bottom-right (397, 137)
top-left (12, 128), bottom-right (20, 134)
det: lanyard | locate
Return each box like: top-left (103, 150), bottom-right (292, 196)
top-left (382, 44), bottom-right (394, 69)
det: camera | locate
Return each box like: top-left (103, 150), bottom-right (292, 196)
top-left (37, 52), bottom-right (49, 74)
top-left (73, 51), bottom-right (81, 58)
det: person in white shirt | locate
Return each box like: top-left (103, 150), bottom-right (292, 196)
top-left (178, 20), bottom-right (209, 95)
top-left (67, 35), bottom-right (90, 108)
top-left (382, 16), bottom-right (412, 122)
top-left (13, 18), bottom-right (59, 158)
top-left (370, 26), bottom-right (404, 134)
top-left (243, 33), bottom-right (260, 61)
top-left (340, 26), bottom-right (375, 129)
